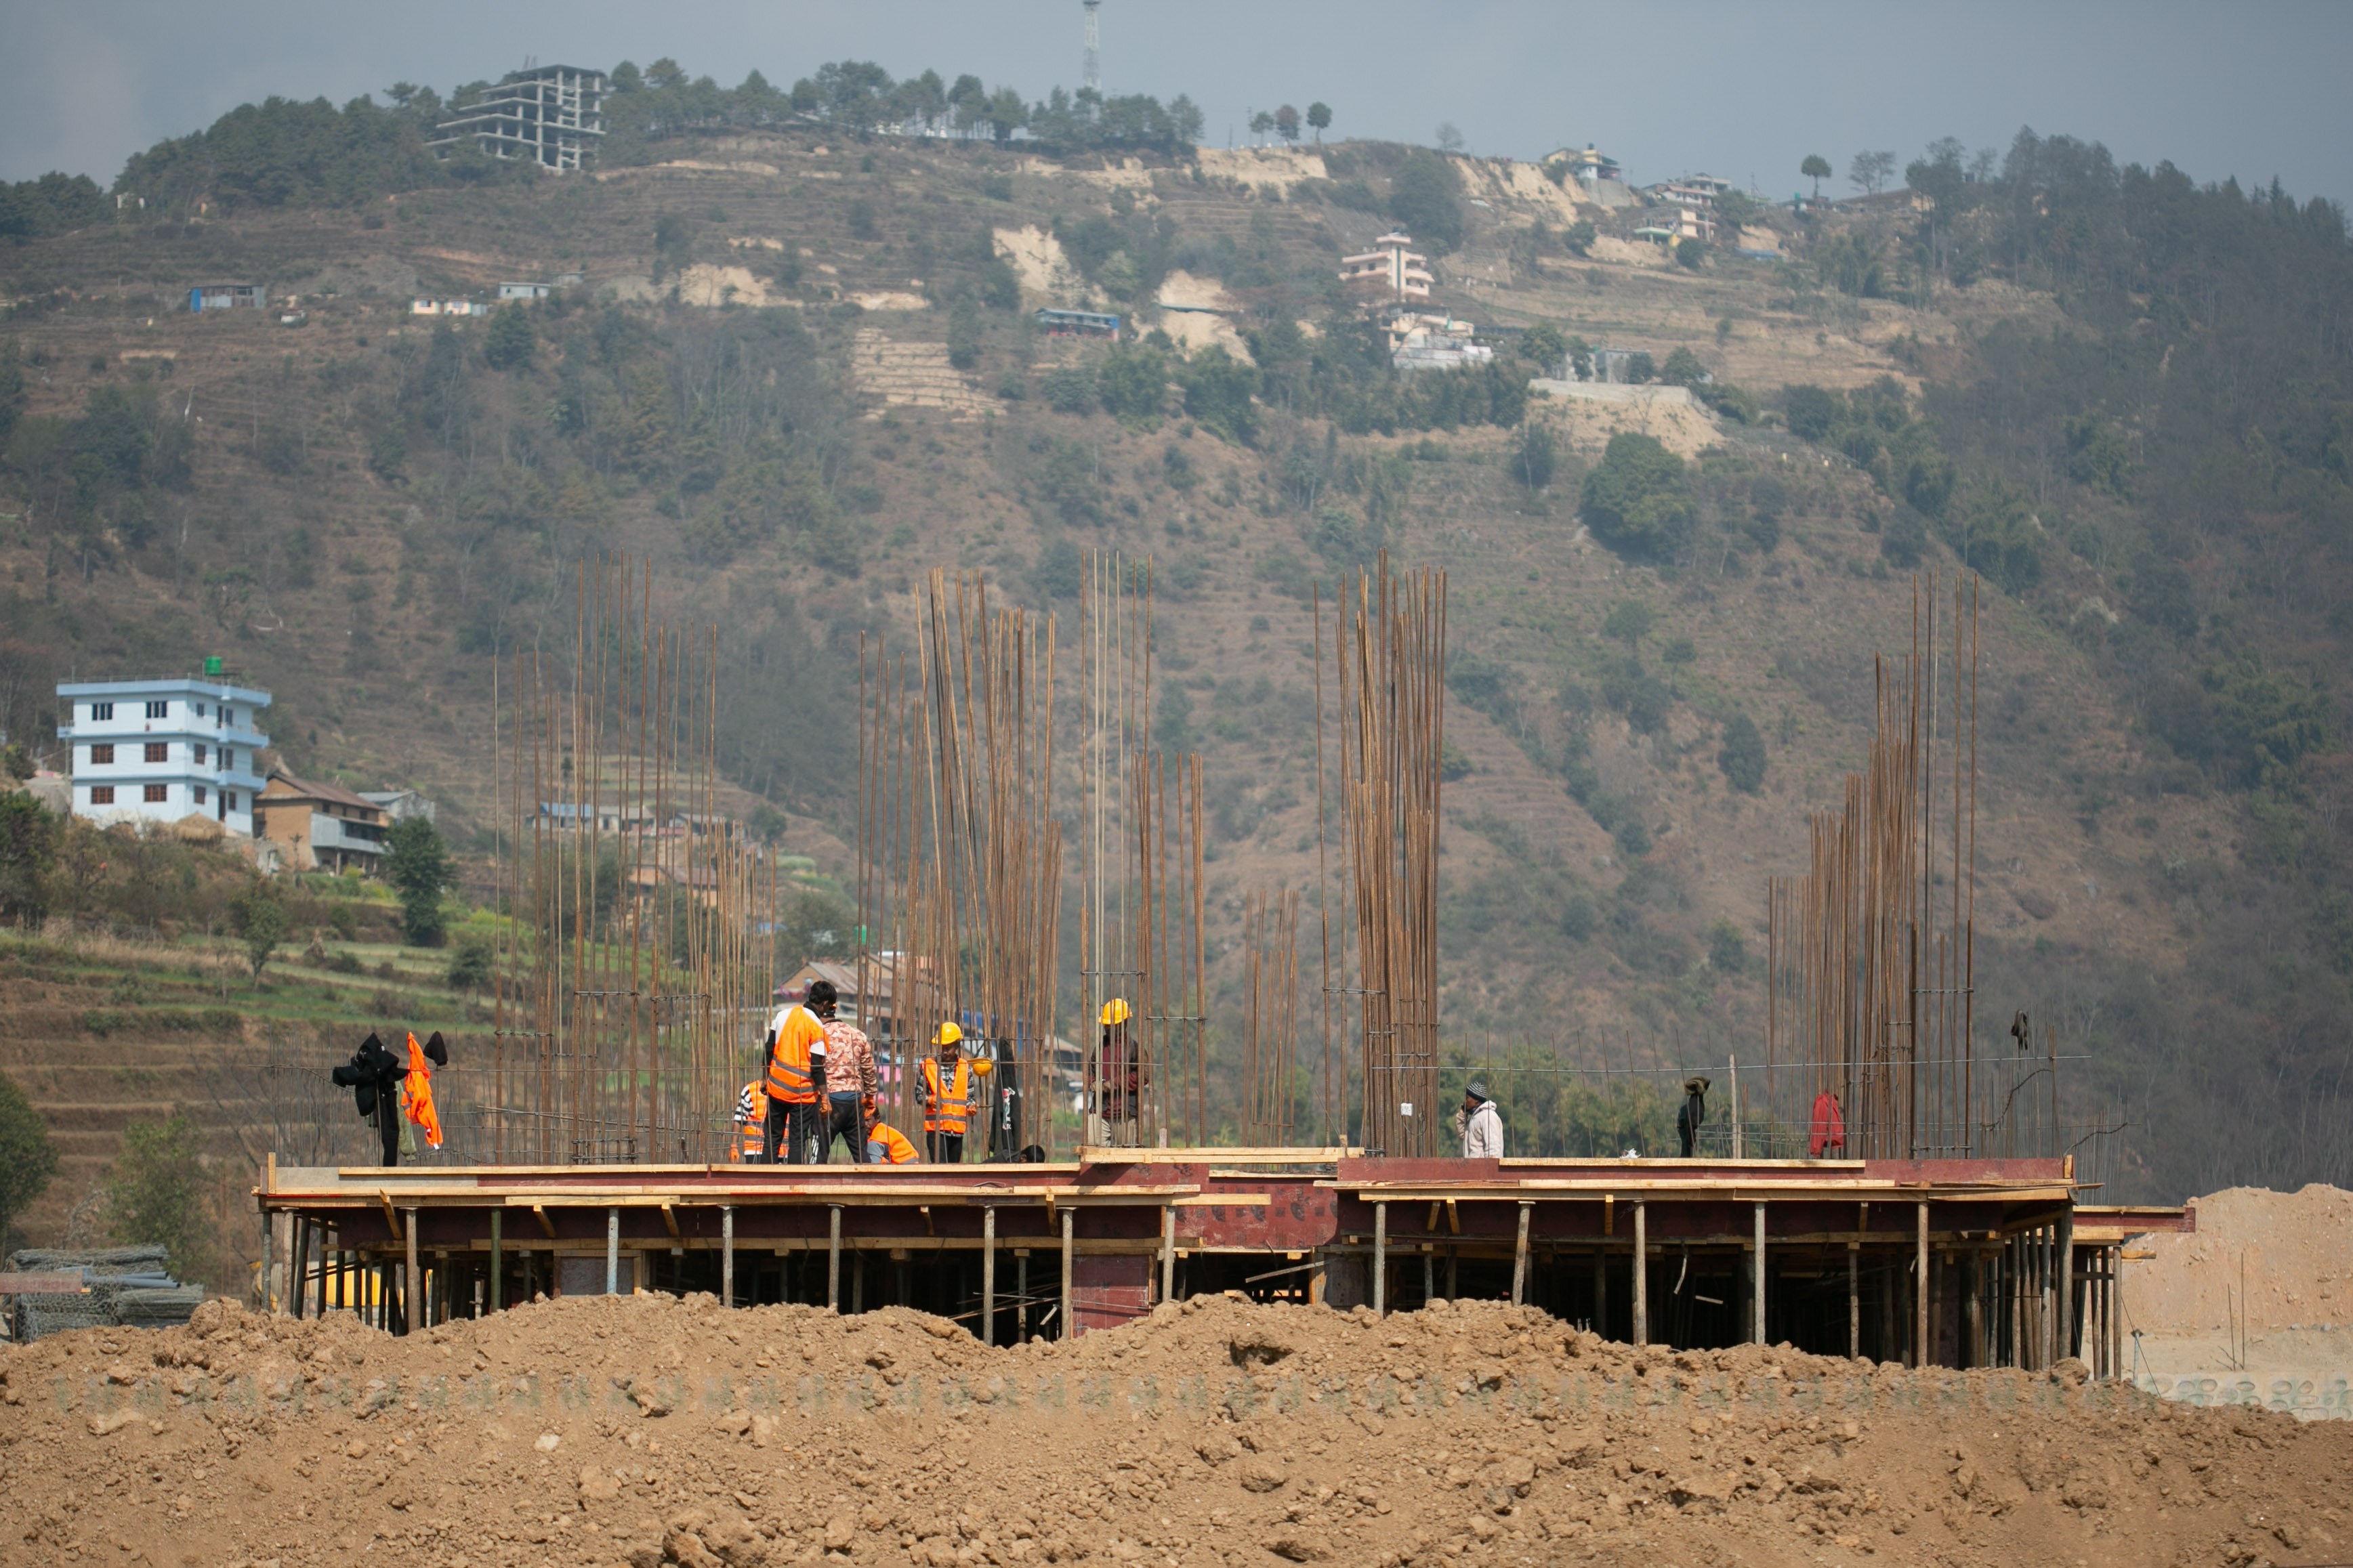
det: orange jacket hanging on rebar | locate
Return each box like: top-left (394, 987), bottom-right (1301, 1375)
top-left (765, 1004), bottom-right (827, 1105)
top-left (731, 1080), bottom-right (768, 1162)
top-left (399, 1031), bottom-right (443, 1150)
top-left (922, 1055), bottom-right (990, 1135)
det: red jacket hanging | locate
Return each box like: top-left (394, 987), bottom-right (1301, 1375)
top-left (1808, 1092), bottom-right (1846, 1158)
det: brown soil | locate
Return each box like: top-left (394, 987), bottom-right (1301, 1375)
top-left (5, 1292), bottom-right (2346, 1568)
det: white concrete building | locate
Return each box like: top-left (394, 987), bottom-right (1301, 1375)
top-left (56, 673), bottom-right (271, 836)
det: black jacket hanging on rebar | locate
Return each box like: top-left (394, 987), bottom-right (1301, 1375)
top-left (331, 1032), bottom-right (408, 1166)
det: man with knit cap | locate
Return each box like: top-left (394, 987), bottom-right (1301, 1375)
top-left (1457, 1081), bottom-right (1503, 1158)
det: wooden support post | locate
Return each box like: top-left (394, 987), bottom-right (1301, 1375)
top-left (983, 1207), bottom-right (997, 1347)
top-left (487, 1209), bottom-right (503, 1312)
top-left (288, 1218), bottom-right (306, 1320)
top-left (403, 1209), bottom-right (421, 1336)
top-left (1423, 1252), bottom-right (1434, 1307)
top-left (1060, 1208), bottom-right (1075, 1340)
top-left (1159, 1204), bottom-right (1175, 1305)
top-left (2109, 1245), bottom-right (2125, 1382)
top-left (1847, 1241), bottom-right (1860, 1359)
top-left (1632, 1200), bottom-right (1647, 1347)
top-left (606, 1208), bottom-right (619, 1296)
top-left (720, 1206), bottom-right (734, 1310)
top-left (1593, 1248), bottom-right (1607, 1340)
top-left (1966, 1246), bottom-right (1982, 1369)
top-left (1373, 1202), bottom-right (1388, 1317)
top-left (1915, 1202), bottom-right (1930, 1368)
top-left (1753, 1201), bottom-right (1768, 1345)
top-left (265, 1209), bottom-right (283, 1315)
top-left (1018, 1253), bottom-right (1030, 1343)
top-left (828, 1206), bottom-right (843, 1312)
top-left (2056, 1206), bottom-right (2075, 1363)
top-left (1512, 1202), bottom-right (1532, 1307)
top-left (1446, 1249), bottom-right (1458, 1300)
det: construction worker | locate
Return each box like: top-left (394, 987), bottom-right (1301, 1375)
top-left (763, 979), bottom-right (835, 1164)
top-left (399, 1031), bottom-right (448, 1154)
top-left (1089, 998), bottom-right (1144, 1147)
top-left (865, 1105), bottom-right (921, 1165)
top-left (1457, 1080), bottom-right (1502, 1158)
top-left (1677, 1076), bottom-right (1711, 1158)
top-left (820, 1010), bottom-right (879, 1164)
top-left (921, 1022), bottom-right (993, 1164)
top-left (730, 1080), bottom-right (768, 1162)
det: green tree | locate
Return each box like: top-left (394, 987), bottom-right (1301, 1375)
top-left (105, 1112), bottom-right (215, 1284)
top-left (228, 878), bottom-right (288, 980)
top-left (946, 295), bottom-right (982, 370)
top-left (1849, 150), bottom-right (1896, 196)
top-left (1675, 236), bottom-right (1709, 270)
top-left (1717, 712), bottom-right (1768, 793)
top-left (445, 931), bottom-right (493, 990)
top-left (1099, 341), bottom-right (1168, 423)
top-left (1581, 433), bottom-right (1694, 558)
top-left (1273, 105), bottom-right (1301, 144)
top-left (1783, 384), bottom-right (1836, 439)
top-left (1801, 154), bottom-right (1831, 199)
top-left (2202, 653), bottom-right (2331, 788)
top-left (1178, 346), bottom-right (1259, 445)
top-left (1600, 599), bottom-right (1654, 654)
top-left (1519, 321), bottom-right (1567, 371)
top-left (483, 303), bottom-right (535, 370)
top-left (0, 792), bottom-right (59, 928)
top-left (383, 815), bottom-right (454, 947)
top-left (1715, 188), bottom-right (1756, 233)
top-left (1388, 148), bottom-right (1464, 252)
top-left (1512, 420), bottom-right (1556, 490)
top-left (1660, 346), bottom-right (1708, 386)
top-left (0, 1071), bottom-right (58, 1252)
top-left (1563, 219), bottom-right (1596, 257)
top-left (1306, 102), bottom-right (1331, 143)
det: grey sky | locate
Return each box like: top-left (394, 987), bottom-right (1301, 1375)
top-left (5, 1), bottom-right (2350, 206)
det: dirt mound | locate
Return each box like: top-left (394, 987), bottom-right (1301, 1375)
top-left (2125, 1183), bottom-right (2353, 1419)
top-left (3, 1292), bottom-right (2346, 1566)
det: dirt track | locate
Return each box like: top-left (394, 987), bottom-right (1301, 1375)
top-left (3, 1292), bottom-right (2346, 1567)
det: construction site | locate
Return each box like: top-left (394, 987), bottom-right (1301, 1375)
top-left (8, 564), bottom-right (2352, 1565)
top-left (206, 558), bottom-right (2175, 1382)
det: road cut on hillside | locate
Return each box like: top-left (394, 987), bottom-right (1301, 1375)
top-left (2, 1291), bottom-right (2344, 1567)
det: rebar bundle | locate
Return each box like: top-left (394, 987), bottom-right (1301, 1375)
top-left (854, 571), bottom-right (1062, 1156)
top-left (489, 556), bottom-right (774, 1164)
top-left (1077, 553), bottom-right (1207, 1149)
top-left (1241, 889), bottom-right (1302, 1145)
top-left (1766, 573), bottom-right (1984, 1159)
top-left (1315, 554), bottom-right (1448, 1158)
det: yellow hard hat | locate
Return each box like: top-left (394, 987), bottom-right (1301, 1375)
top-left (932, 1021), bottom-right (963, 1048)
top-left (1101, 998), bottom-right (1131, 1027)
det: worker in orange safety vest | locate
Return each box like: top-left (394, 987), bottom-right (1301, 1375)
top-left (399, 1031), bottom-right (448, 1151)
top-left (865, 1105), bottom-right (921, 1165)
top-left (730, 1080), bottom-right (769, 1162)
top-left (763, 979), bottom-right (834, 1164)
top-left (920, 1021), bottom-right (993, 1164)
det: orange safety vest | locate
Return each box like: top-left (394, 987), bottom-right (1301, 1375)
top-left (732, 1080), bottom-right (768, 1162)
top-left (868, 1123), bottom-right (920, 1164)
top-left (922, 1055), bottom-right (988, 1135)
top-left (765, 1004), bottom-right (826, 1105)
top-left (400, 1032), bottom-right (442, 1149)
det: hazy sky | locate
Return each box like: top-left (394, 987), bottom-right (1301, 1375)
top-left (6, 1), bottom-right (2350, 205)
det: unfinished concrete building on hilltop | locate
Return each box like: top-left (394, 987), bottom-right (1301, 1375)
top-left (431, 64), bottom-right (606, 172)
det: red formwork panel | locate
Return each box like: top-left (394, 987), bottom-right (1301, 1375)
top-left (1071, 1253), bottom-right (1151, 1336)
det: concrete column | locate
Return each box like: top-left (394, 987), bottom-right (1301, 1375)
top-left (720, 1206), bottom-right (734, 1309)
top-left (1060, 1208), bottom-right (1074, 1340)
top-left (1915, 1202), bottom-right (1930, 1368)
top-left (1632, 1200), bottom-right (1647, 1347)
top-left (983, 1207), bottom-right (997, 1346)
top-left (606, 1208), bottom-right (619, 1296)
top-left (404, 1209), bottom-right (421, 1334)
top-left (1373, 1202), bottom-right (1388, 1317)
top-left (1512, 1202), bottom-right (1533, 1308)
top-left (827, 1206), bottom-right (843, 1312)
top-left (1753, 1201), bottom-right (1768, 1345)
top-left (1159, 1204), bottom-right (1175, 1305)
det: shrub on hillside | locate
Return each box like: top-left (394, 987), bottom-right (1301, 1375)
top-left (1717, 713), bottom-right (1768, 793)
top-left (1581, 433), bottom-right (1695, 559)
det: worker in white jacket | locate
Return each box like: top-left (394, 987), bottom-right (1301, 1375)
top-left (1458, 1081), bottom-right (1503, 1158)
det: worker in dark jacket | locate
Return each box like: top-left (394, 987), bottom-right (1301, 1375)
top-left (1676, 1075), bottom-right (1711, 1158)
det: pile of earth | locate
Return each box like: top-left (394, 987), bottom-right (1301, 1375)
top-left (2, 1290), bottom-right (2345, 1567)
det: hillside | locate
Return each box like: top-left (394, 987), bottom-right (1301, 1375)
top-left (4, 93), bottom-right (2353, 1217)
